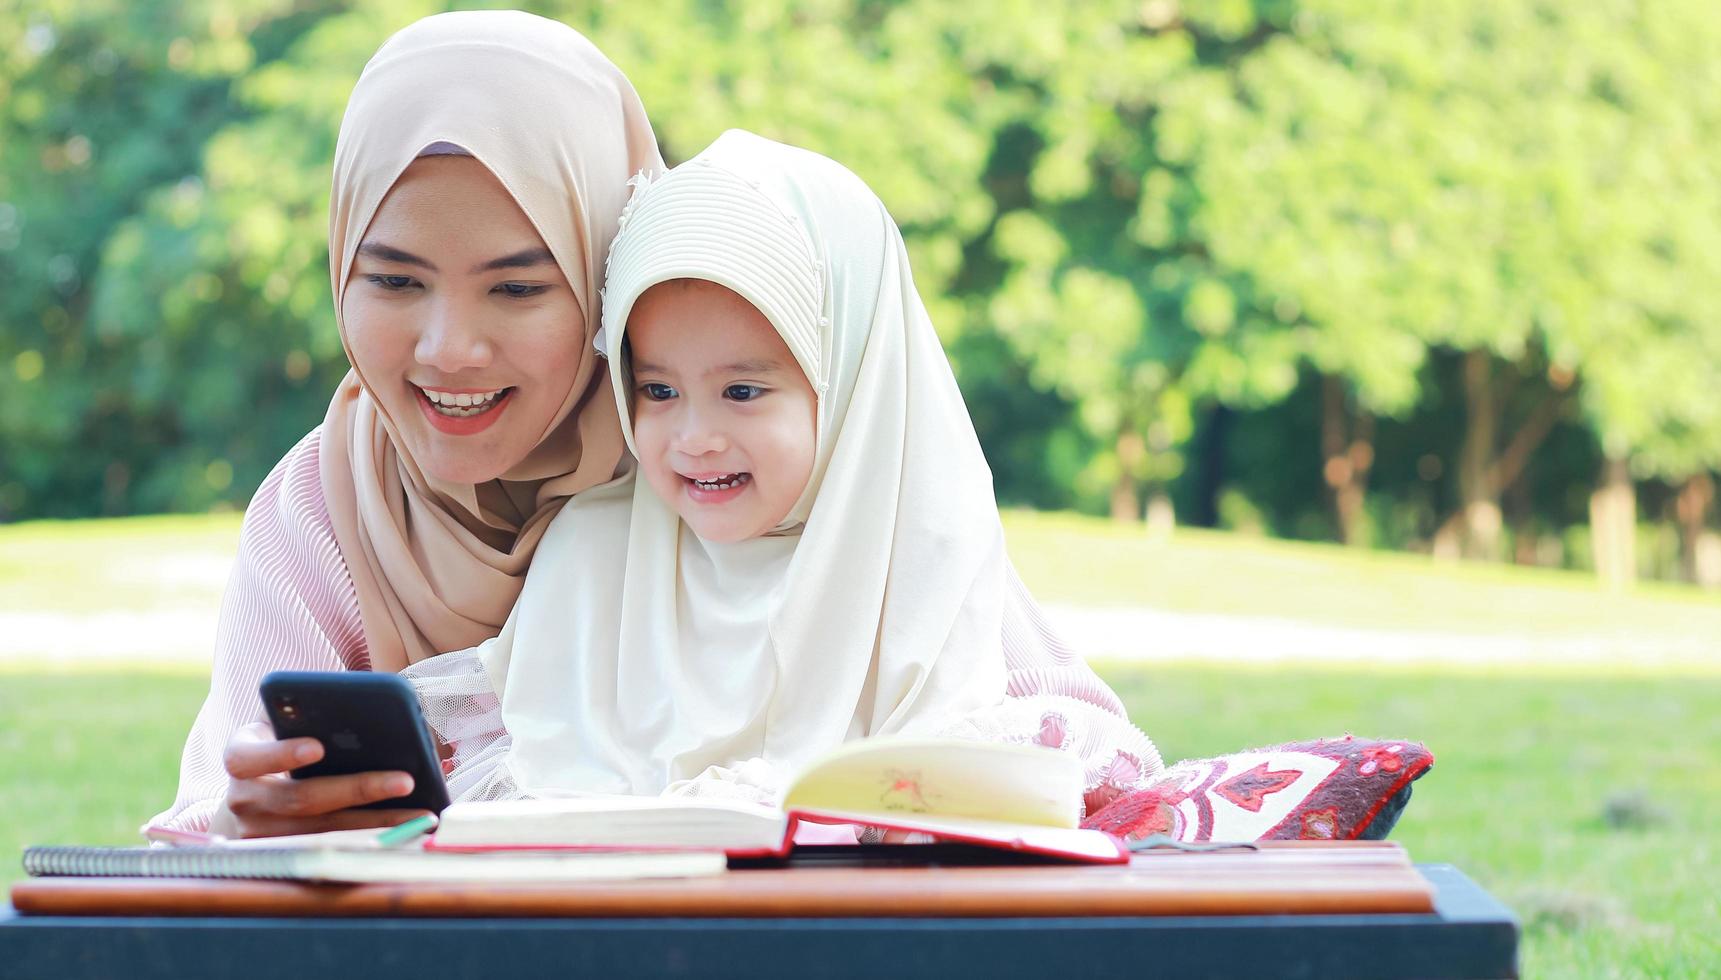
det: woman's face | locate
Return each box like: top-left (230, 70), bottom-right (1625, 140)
top-left (342, 155), bottom-right (583, 485)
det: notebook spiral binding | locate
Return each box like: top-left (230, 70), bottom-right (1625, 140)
top-left (22, 846), bottom-right (302, 880)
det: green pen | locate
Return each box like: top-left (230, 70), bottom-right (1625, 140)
top-left (377, 814), bottom-right (438, 848)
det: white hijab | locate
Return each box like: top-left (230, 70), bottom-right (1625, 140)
top-left (485, 130), bottom-right (1023, 797)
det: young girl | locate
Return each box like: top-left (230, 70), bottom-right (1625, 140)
top-left (411, 131), bottom-right (1161, 816)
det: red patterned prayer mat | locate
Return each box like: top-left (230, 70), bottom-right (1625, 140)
top-left (1082, 736), bottom-right (1433, 843)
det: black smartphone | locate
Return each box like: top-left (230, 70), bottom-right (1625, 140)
top-left (260, 670), bottom-right (452, 814)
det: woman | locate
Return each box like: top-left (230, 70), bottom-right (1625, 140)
top-left (149, 10), bottom-right (663, 837)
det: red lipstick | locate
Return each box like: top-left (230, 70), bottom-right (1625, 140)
top-left (414, 385), bottom-right (515, 436)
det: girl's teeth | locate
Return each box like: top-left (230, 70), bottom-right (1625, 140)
top-left (421, 387), bottom-right (506, 417)
top-left (693, 474), bottom-right (749, 491)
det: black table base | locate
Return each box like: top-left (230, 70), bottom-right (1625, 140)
top-left (0, 864), bottom-right (1518, 980)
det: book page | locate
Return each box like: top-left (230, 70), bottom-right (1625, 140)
top-left (431, 796), bottom-right (788, 851)
top-left (780, 737), bottom-right (1083, 829)
top-left (296, 848), bottom-right (728, 883)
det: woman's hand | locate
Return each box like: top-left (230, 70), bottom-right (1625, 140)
top-left (209, 722), bottom-right (431, 838)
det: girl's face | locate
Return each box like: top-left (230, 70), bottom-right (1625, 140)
top-left (626, 280), bottom-right (818, 543)
top-left (342, 155), bottom-right (583, 485)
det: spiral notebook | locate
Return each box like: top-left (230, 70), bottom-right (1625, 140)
top-left (20, 843), bottom-right (724, 884)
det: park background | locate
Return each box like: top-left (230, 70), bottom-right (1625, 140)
top-left (1, 0), bottom-right (1718, 975)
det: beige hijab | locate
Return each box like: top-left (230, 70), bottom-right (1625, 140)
top-left (319, 11), bottom-right (662, 672)
top-left (484, 131), bottom-right (1011, 796)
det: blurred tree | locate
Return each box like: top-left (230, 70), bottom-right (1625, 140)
top-left (574, 0), bottom-right (1003, 323)
top-left (923, 1), bottom-right (1220, 521)
top-left (84, 2), bottom-right (438, 513)
top-left (1575, 1), bottom-right (1721, 586)
top-left (924, 0), bottom-right (1721, 580)
top-left (0, 0), bottom-right (328, 516)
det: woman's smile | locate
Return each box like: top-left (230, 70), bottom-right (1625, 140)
top-left (412, 382), bottom-right (516, 435)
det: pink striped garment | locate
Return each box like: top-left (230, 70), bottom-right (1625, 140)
top-left (150, 429), bottom-right (1159, 831)
top-left (149, 430), bottom-right (367, 832)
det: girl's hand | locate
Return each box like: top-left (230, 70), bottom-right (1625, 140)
top-left (209, 722), bottom-right (430, 838)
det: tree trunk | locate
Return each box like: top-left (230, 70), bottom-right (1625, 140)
top-left (1110, 428), bottom-right (1144, 522)
top-left (1675, 473), bottom-right (1715, 584)
top-left (1506, 468), bottom-right (1536, 565)
top-left (1435, 351), bottom-right (1569, 562)
top-left (1110, 477), bottom-right (1139, 523)
top-left (1321, 376), bottom-right (1374, 547)
top-left (1145, 492), bottom-right (1176, 539)
top-left (1457, 350), bottom-right (1503, 560)
top-left (1589, 456), bottom-right (1636, 591)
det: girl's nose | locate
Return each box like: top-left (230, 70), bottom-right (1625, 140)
top-left (671, 410), bottom-right (728, 456)
top-left (414, 300), bottom-right (493, 373)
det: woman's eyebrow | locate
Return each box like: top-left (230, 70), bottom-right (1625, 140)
top-left (357, 242), bottom-right (435, 270)
top-left (473, 247), bottom-right (556, 273)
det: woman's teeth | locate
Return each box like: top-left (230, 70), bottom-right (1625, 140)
top-left (692, 474), bottom-right (750, 491)
top-left (421, 387), bottom-right (507, 417)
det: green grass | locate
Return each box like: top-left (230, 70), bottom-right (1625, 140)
top-left (1004, 508), bottom-right (1721, 644)
top-left (0, 666), bottom-right (209, 858)
top-left (6, 510), bottom-right (1720, 641)
top-left (0, 513), bottom-right (241, 615)
top-left (3, 663), bottom-right (1716, 976)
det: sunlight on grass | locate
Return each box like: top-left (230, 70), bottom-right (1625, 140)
top-left (7, 510), bottom-right (1721, 640)
top-left (1002, 508), bottom-right (1721, 641)
top-left (0, 513), bottom-right (242, 615)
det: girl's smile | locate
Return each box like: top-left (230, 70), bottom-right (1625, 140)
top-left (682, 470), bottom-right (754, 503)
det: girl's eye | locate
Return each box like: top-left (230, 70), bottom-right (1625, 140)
top-left (367, 274), bottom-right (417, 291)
top-left (494, 282), bottom-right (548, 298)
top-left (725, 384), bottom-right (766, 402)
top-left (639, 382), bottom-right (677, 401)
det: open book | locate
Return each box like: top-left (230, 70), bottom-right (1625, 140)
top-left (429, 737), bottom-right (1128, 864)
